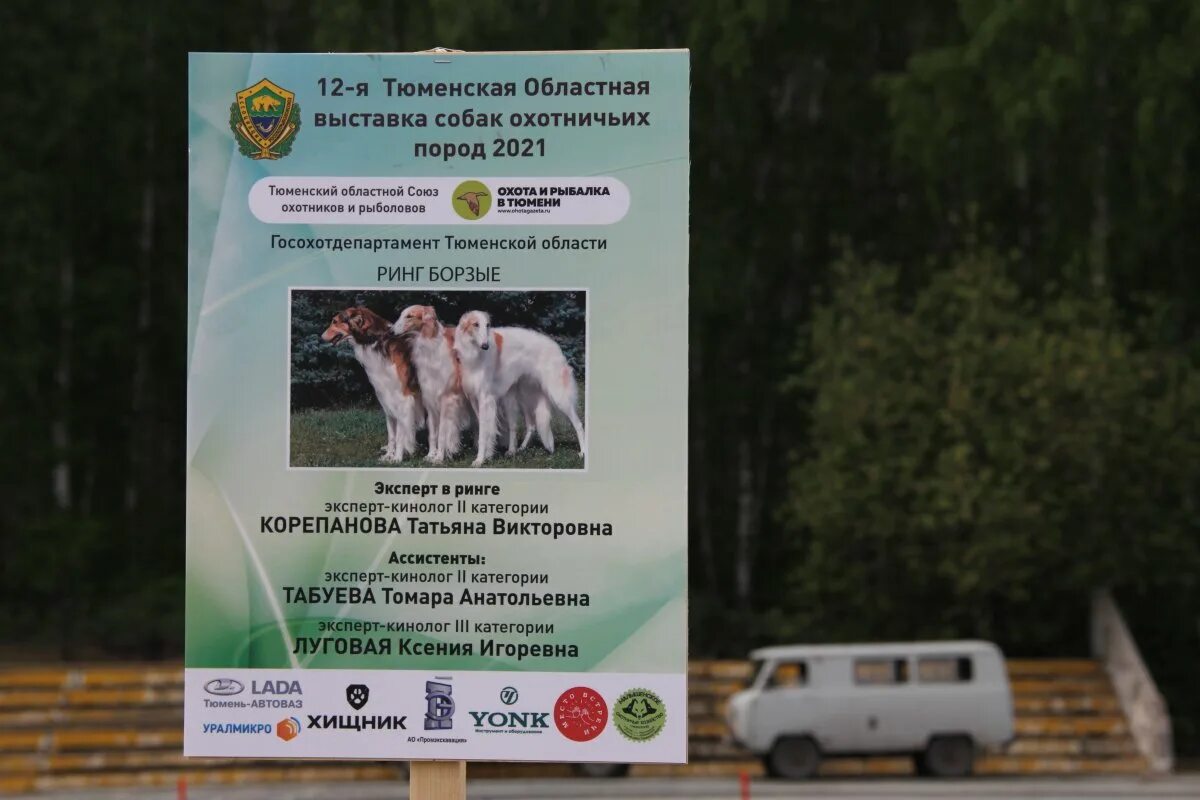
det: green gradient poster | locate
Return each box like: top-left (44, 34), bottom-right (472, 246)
top-left (186, 51), bottom-right (688, 762)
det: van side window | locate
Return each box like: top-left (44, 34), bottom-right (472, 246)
top-left (917, 656), bottom-right (973, 683)
top-left (853, 658), bottom-right (908, 685)
top-left (766, 660), bottom-right (808, 689)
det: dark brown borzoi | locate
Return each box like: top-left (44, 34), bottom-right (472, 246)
top-left (321, 306), bottom-right (422, 462)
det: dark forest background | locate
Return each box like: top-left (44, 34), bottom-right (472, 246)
top-left (290, 290), bottom-right (585, 411)
top-left (1, 0), bottom-right (1197, 751)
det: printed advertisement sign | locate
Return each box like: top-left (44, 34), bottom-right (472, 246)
top-left (186, 51), bottom-right (689, 763)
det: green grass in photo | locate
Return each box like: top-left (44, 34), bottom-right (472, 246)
top-left (290, 402), bottom-right (585, 470)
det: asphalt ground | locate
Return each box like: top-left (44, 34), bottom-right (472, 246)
top-left (18, 776), bottom-right (1200, 800)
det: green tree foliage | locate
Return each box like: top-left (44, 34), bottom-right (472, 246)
top-left (880, 0), bottom-right (1200, 310)
top-left (783, 252), bottom-right (1199, 652)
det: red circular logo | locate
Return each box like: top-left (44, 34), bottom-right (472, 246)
top-left (554, 686), bottom-right (608, 742)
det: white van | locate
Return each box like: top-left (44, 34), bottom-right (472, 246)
top-left (726, 641), bottom-right (1014, 778)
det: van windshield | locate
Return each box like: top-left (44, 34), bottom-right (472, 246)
top-left (751, 659), bottom-right (767, 686)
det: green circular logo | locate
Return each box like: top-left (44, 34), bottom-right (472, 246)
top-left (452, 180), bottom-right (491, 220)
top-left (612, 688), bottom-right (666, 742)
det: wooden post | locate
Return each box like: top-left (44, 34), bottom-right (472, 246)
top-left (409, 760), bottom-right (466, 800)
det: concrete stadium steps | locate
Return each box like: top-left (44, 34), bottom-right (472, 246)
top-left (0, 665), bottom-right (190, 795)
top-left (0, 708), bottom-right (182, 729)
top-left (0, 688), bottom-right (184, 710)
top-left (627, 754), bottom-right (1149, 779)
top-left (0, 728), bottom-right (182, 753)
top-left (1015, 695), bottom-right (1121, 714)
top-left (0, 658), bottom-right (1148, 793)
top-left (1002, 659), bottom-right (1143, 774)
top-left (0, 668), bottom-right (181, 690)
top-left (0, 751), bottom-right (192, 773)
top-left (0, 765), bottom-right (399, 796)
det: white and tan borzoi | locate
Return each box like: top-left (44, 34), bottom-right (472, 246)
top-left (454, 310), bottom-right (586, 467)
top-left (321, 306), bottom-right (422, 462)
top-left (392, 305), bottom-right (471, 463)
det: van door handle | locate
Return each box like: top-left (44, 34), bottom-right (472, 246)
top-left (867, 715), bottom-right (878, 730)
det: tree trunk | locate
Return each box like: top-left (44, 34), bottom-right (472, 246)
top-left (734, 435), bottom-right (757, 613)
top-left (52, 255), bottom-right (73, 512)
top-left (127, 17), bottom-right (157, 513)
top-left (690, 342), bottom-right (717, 590)
top-left (52, 253), bottom-right (75, 660)
top-left (1089, 51), bottom-right (1110, 291)
top-left (1014, 149), bottom-right (1032, 253)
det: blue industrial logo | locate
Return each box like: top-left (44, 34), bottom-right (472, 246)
top-left (425, 679), bottom-right (454, 730)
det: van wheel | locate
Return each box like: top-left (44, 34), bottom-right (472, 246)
top-left (766, 736), bottom-right (821, 779)
top-left (923, 735), bottom-right (974, 777)
top-left (571, 762), bottom-right (630, 778)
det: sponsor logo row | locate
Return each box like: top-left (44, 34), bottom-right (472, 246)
top-left (201, 677), bottom-right (665, 744)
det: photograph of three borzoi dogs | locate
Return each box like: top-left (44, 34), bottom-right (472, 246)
top-left (289, 289), bottom-right (586, 469)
